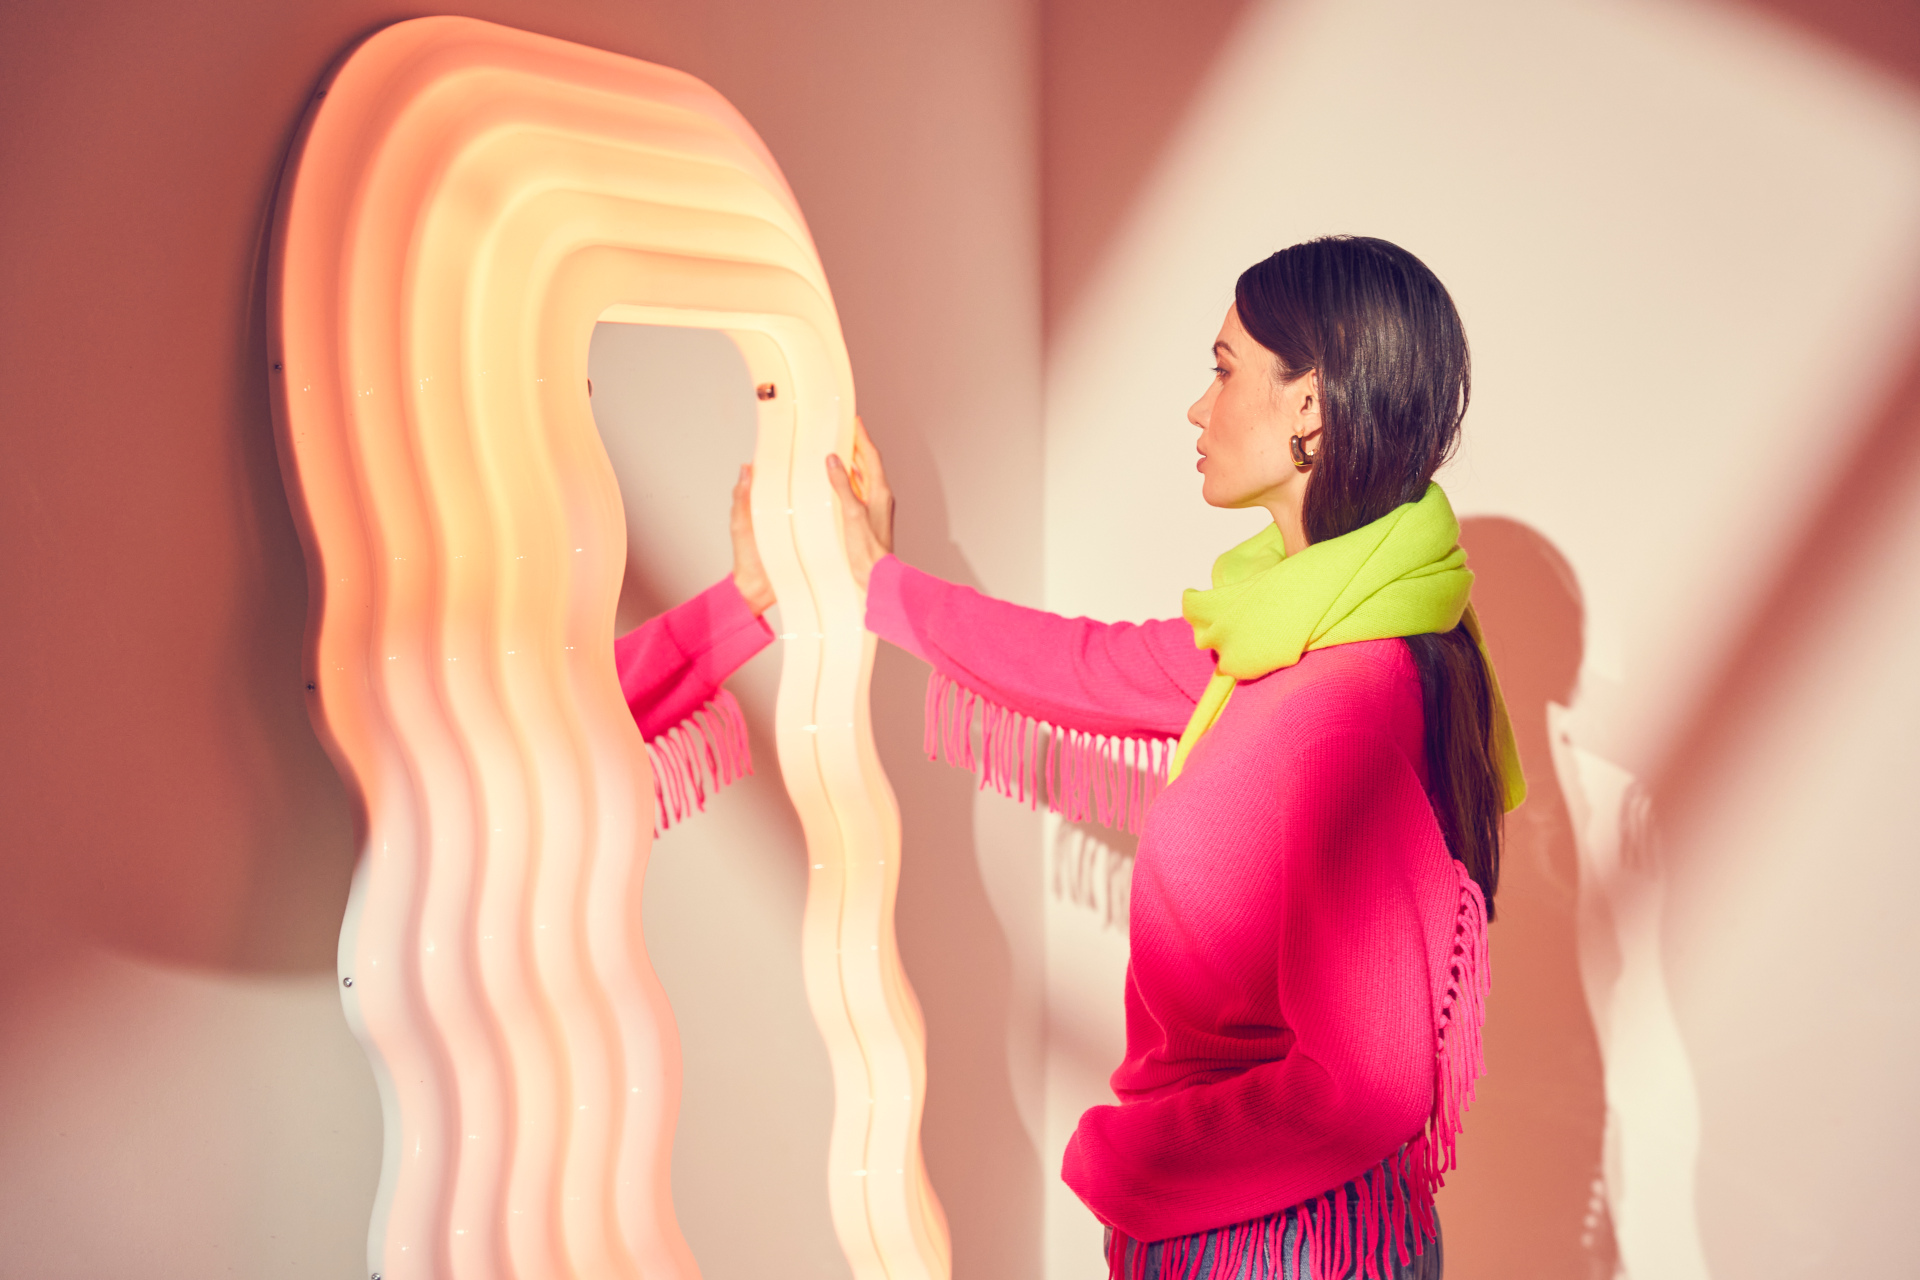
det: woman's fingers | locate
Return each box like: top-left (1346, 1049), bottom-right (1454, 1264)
top-left (729, 462), bottom-right (775, 615)
top-left (826, 453), bottom-right (869, 533)
top-left (729, 464), bottom-right (755, 552)
top-left (851, 415), bottom-right (891, 501)
top-left (731, 463), bottom-right (752, 523)
top-left (827, 452), bottom-right (882, 591)
top-left (848, 416), bottom-right (895, 554)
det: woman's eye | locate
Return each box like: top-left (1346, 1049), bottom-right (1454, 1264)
top-left (1211, 366), bottom-right (1227, 377)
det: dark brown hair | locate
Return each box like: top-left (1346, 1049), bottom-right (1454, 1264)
top-left (1235, 235), bottom-right (1504, 913)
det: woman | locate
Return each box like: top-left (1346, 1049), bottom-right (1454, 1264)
top-left (825, 236), bottom-right (1523, 1279)
top-left (617, 464), bottom-right (777, 832)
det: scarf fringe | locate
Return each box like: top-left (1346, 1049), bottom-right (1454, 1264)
top-left (645, 689), bottom-right (753, 835)
top-left (1103, 864), bottom-right (1488, 1280)
top-left (923, 671), bottom-right (1175, 836)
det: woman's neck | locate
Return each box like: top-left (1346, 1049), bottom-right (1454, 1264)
top-left (1264, 492), bottom-right (1309, 557)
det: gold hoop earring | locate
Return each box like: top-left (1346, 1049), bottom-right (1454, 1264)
top-left (1290, 433), bottom-right (1317, 470)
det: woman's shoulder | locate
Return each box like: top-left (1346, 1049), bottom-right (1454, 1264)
top-left (1246, 636), bottom-right (1419, 710)
top-left (1235, 637), bottom-right (1425, 760)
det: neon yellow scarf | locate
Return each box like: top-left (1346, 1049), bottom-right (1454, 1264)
top-left (1169, 482), bottom-right (1526, 811)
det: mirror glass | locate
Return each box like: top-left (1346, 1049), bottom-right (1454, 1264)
top-left (587, 322), bottom-right (849, 1279)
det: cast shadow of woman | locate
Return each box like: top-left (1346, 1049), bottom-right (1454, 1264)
top-left (1436, 516), bottom-right (1618, 1279)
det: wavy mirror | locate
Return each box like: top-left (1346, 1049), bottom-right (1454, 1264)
top-left (267, 17), bottom-right (946, 1279)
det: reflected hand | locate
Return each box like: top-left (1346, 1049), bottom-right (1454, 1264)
top-left (731, 463), bottom-right (775, 616)
top-left (826, 415), bottom-right (894, 591)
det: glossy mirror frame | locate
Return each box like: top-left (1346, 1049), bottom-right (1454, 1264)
top-left (267, 17), bottom-right (946, 1279)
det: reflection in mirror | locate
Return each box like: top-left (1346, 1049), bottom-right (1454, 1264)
top-left (587, 322), bottom-right (849, 1280)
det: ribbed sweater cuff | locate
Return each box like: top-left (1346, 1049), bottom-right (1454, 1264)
top-left (864, 554), bottom-right (933, 664)
top-left (667, 576), bottom-right (775, 681)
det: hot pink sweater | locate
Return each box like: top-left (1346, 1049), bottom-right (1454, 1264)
top-left (614, 577), bottom-right (771, 830)
top-left (866, 554), bottom-right (1486, 1268)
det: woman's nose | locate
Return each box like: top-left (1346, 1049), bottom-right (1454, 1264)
top-left (1188, 376), bottom-right (1221, 429)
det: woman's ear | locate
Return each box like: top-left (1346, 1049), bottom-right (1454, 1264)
top-left (1294, 370), bottom-right (1323, 424)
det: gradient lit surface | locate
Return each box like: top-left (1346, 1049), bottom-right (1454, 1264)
top-left (4, 1), bottom-right (1916, 1277)
top-left (269, 17), bottom-right (944, 1278)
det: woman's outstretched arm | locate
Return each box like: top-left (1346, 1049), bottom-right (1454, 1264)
top-left (613, 578), bottom-right (770, 739)
top-left (865, 557), bottom-right (1208, 741)
top-left (829, 420), bottom-right (1211, 741)
top-left (615, 464), bottom-right (774, 738)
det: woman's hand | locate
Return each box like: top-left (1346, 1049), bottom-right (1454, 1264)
top-left (826, 415), bottom-right (894, 591)
top-left (730, 463), bottom-right (776, 616)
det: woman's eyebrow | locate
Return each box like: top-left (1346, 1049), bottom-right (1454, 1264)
top-left (1212, 341), bottom-right (1235, 359)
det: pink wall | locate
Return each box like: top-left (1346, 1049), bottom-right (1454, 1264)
top-left (0, 1), bottom-right (1043, 1275)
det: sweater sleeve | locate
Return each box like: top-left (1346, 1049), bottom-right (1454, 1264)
top-left (614, 576), bottom-right (774, 740)
top-left (864, 553), bottom-right (1213, 740)
top-left (1060, 726), bottom-right (1442, 1240)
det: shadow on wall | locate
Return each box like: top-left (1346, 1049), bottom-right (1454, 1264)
top-left (872, 422), bottom-right (1046, 1280)
top-left (1042, 0), bottom-right (1253, 340)
top-left (1438, 517), bottom-right (1617, 1280)
top-left (1052, 818), bottom-right (1135, 935)
top-left (0, 152), bottom-right (352, 981)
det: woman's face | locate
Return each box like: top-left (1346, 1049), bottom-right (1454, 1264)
top-left (1188, 305), bottom-right (1318, 517)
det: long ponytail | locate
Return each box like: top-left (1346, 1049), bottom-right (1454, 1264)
top-left (1235, 236), bottom-right (1505, 912)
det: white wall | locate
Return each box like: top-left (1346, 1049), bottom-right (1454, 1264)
top-left (1039, 0), bottom-right (1920, 1276)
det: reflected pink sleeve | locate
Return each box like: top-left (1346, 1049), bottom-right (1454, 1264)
top-left (614, 577), bottom-right (773, 739)
top-left (864, 553), bottom-right (1212, 740)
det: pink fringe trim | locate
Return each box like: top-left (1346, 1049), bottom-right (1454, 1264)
top-left (1426, 860), bottom-right (1490, 1192)
top-left (645, 689), bottom-right (753, 835)
top-left (1103, 862), bottom-right (1489, 1279)
top-left (923, 671), bottom-right (1176, 836)
top-left (1105, 1144), bottom-right (1439, 1280)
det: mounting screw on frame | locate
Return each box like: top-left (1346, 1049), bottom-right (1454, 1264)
top-left (306, 681), bottom-right (316, 691)
top-left (343, 977), bottom-right (354, 988)
top-left (272, 362), bottom-right (283, 371)
top-left (756, 382), bottom-right (777, 400)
